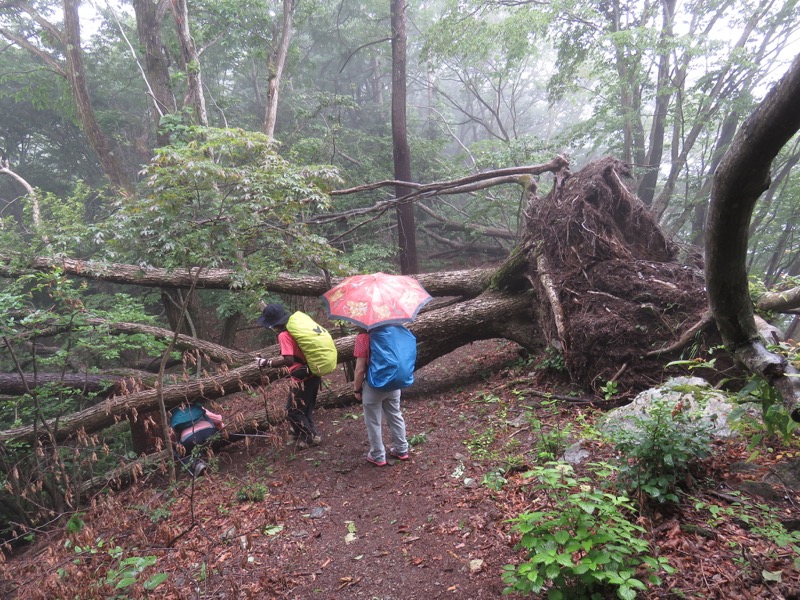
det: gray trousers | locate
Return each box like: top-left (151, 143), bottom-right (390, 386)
top-left (362, 382), bottom-right (408, 462)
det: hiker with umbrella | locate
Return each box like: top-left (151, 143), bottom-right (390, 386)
top-left (323, 273), bottom-right (431, 467)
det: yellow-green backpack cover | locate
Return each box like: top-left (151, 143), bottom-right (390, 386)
top-left (285, 312), bottom-right (338, 376)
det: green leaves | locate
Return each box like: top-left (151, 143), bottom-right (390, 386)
top-left (107, 555), bottom-right (162, 589)
top-left (344, 520), bottom-right (358, 544)
top-left (263, 524), bottom-right (284, 536)
top-left (503, 462), bottom-right (666, 599)
top-left (104, 127), bottom-right (342, 278)
top-left (605, 396), bottom-right (714, 505)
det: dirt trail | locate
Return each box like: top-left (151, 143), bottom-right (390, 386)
top-left (3, 339), bottom-right (525, 599)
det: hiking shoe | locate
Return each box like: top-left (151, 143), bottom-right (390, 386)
top-left (366, 455), bottom-right (387, 467)
top-left (312, 435), bottom-right (322, 445)
top-left (388, 448), bottom-right (410, 461)
top-left (193, 460), bottom-right (207, 477)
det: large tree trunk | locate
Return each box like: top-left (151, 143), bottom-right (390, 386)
top-left (0, 373), bottom-right (118, 395)
top-left (0, 3), bottom-right (132, 193)
top-left (390, 0), bottom-right (418, 274)
top-left (133, 0), bottom-right (175, 148)
top-left (636, 0), bottom-right (676, 207)
top-left (161, 288), bottom-right (207, 339)
top-left (170, 0), bottom-right (208, 126)
top-left (63, 0), bottom-right (132, 193)
top-left (608, 0), bottom-right (646, 169)
top-left (0, 258), bottom-right (492, 298)
top-left (263, 0), bottom-right (294, 138)
top-left (706, 52), bottom-right (800, 420)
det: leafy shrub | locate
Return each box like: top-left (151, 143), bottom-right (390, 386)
top-left (503, 463), bottom-right (671, 599)
top-left (481, 469), bottom-right (508, 491)
top-left (526, 407), bottom-right (573, 463)
top-left (533, 346), bottom-right (566, 372)
top-left (482, 456), bottom-right (526, 491)
top-left (61, 538), bottom-right (168, 594)
top-left (599, 380), bottom-right (619, 400)
top-left (464, 427), bottom-right (497, 459)
top-left (408, 433), bottom-right (427, 447)
top-left (236, 483), bottom-right (268, 502)
top-left (605, 397), bottom-right (714, 504)
top-left (732, 374), bottom-right (799, 443)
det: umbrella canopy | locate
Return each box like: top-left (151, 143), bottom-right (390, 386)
top-left (322, 272), bottom-right (432, 330)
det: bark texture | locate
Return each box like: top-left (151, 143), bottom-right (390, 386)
top-left (391, 0), bottom-right (418, 274)
top-left (707, 53), bottom-right (800, 419)
top-left (133, 0), bottom-right (175, 147)
top-left (263, 0), bottom-right (294, 137)
top-left (170, 0), bottom-right (208, 125)
top-left (63, 0), bottom-right (132, 193)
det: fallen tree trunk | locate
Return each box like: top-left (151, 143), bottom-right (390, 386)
top-left (5, 154), bottom-right (783, 443)
top-left (87, 319), bottom-right (253, 365)
top-left (756, 287), bottom-right (800, 313)
top-left (0, 290), bottom-right (536, 444)
top-left (0, 258), bottom-right (492, 299)
top-left (0, 373), bottom-right (125, 395)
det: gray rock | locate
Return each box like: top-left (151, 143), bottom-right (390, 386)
top-left (308, 506), bottom-right (327, 519)
top-left (600, 377), bottom-right (746, 439)
top-left (735, 480), bottom-right (783, 502)
top-left (561, 441), bottom-right (591, 465)
top-left (764, 458), bottom-right (800, 490)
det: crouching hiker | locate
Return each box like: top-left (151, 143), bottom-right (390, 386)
top-left (256, 303), bottom-right (337, 449)
top-left (169, 403), bottom-right (224, 477)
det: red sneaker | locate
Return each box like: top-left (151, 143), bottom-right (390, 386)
top-left (366, 455), bottom-right (387, 467)
top-left (388, 448), bottom-right (409, 461)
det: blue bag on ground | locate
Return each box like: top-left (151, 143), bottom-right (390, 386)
top-left (366, 325), bottom-right (417, 391)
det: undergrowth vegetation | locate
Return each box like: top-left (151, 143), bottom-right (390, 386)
top-left (502, 463), bottom-right (673, 599)
top-left (0, 273), bottom-right (171, 541)
top-left (459, 348), bottom-right (800, 599)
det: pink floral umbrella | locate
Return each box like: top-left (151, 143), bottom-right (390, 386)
top-left (322, 272), bottom-right (432, 330)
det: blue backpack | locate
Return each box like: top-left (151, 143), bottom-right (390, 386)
top-left (366, 325), bottom-right (417, 391)
top-left (170, 404), bottom-right (210, 432)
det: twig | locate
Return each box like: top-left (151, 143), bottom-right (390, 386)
top-left (609, 362), bottom-right (628, 383)
top-left (508, 426), bottom-right (529, 439)
top-left (707, 489), bottom-right (748, 505)
top-left (496, 379), bottom-right (601, 404)
top-left (644, 311), bottom-right (714, 358)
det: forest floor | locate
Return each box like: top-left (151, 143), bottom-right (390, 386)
top-left (2, 339), bottom-right (800, 599)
